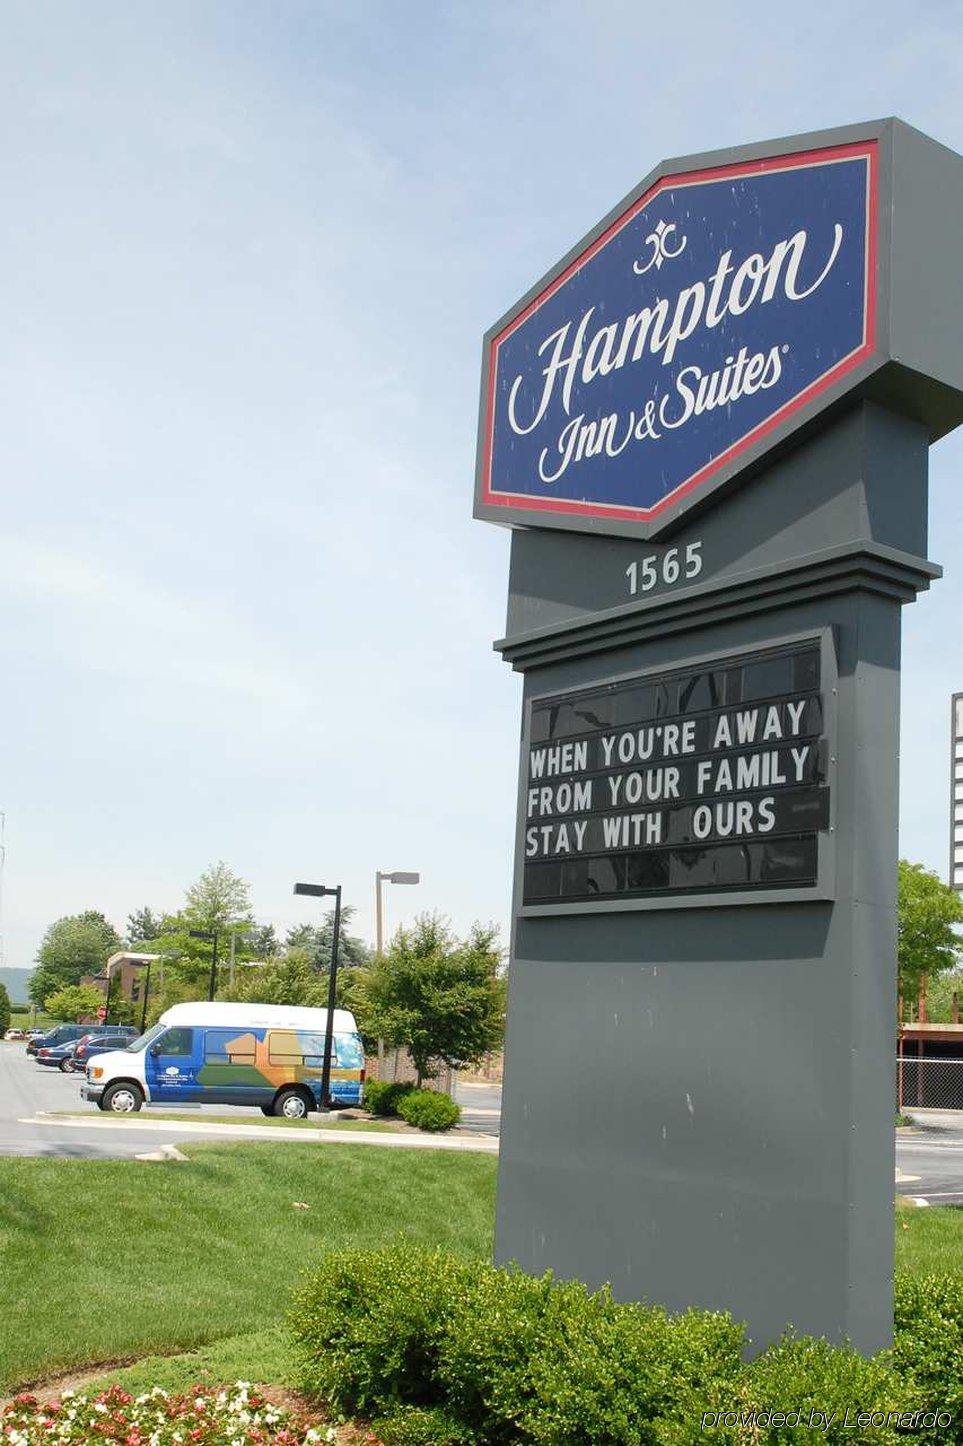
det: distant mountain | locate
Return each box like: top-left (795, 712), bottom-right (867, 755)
top-left (0, 967), bottom-right (33, 1005)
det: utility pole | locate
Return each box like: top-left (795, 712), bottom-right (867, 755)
top-left (374, 870), bottom-right (420, 1078)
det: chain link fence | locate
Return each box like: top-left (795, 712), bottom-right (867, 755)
top-left (897, 1054), bottom-right (963, 1111)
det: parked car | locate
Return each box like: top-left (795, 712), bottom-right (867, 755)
top-left (70, 1031), bottom-right (141, 1072)
top-left (82, 1001), bottom-right (365, 1115)
top-left (4, 1028), bottom-right (26, 1040)
top-left (27, 1024), bottom-right (87, 1057)
top-left (36, 1040), bottom-right (84, 1071)
top-left (27, 1022), bottom-right (136, 1057)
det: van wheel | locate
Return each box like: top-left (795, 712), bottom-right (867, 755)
top-left (102, 1083), bottom-right (144, 1113)
top-left (274, 1088), bottom-right (310, 1120)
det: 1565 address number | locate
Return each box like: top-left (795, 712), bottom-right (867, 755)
top-left (626, 542), bottom-right (703, 596)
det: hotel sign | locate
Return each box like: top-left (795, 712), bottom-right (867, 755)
top-left (476, 141), bottom-right (877, 538)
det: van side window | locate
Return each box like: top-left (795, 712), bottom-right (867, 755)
top-left (267, 1031), bottom-right (335, 1067)
top-left (159, 1027), bottom-right (194, 1057)
top-left (204, 1030), bottom-right (256, 1065)
top-left (335, 1033), bottom-right (363, 1069)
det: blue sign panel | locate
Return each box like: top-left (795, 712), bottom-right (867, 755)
top-left (479, 142), bottom-right (877, 533)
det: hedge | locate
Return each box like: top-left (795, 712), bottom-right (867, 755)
top-left (362, 1081), bottom-right (461, 1131)
top-left (893, 1272), bottom-right (963, 1437)
top-left (291, 1247), bottom-right (963, 1444)
top-left (362, 1080), bottom-right (416, 1116)
top-left (396, 1090), bottom-right (461, 1131)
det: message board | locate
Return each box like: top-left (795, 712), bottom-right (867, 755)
top-left (476, 140), bottom-right (877, 537)
top-left (523, 641), bottom-right (830, 905)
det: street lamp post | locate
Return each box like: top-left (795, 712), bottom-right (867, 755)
top-left (294, 881), bottom-right (342, 1110)
top-left (228, 928), bottom-right (252, 990)
top-left (374, 871), bottom-right (420, 1078)
top-left (189, 929), bottom-right (220, 1001)
top-left (375, 870), bottom-right (421, 954)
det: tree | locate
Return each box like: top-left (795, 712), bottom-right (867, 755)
top-left (0, 983), bottom-right (10, 1036)
top-left (185, 862), bottom-right (252, 936)
top-left (227, 950), bottom-right (328, 1009)
top-left (921, 967), bottom-right (963, 1023)
top-left (143, 975), bottom-right (202, 1027)
top-left (359, 913), bottom-right (505, 1086)
top-left (127, 907), bottom-right (162, 945)
top-left (30, 911), bottom-right (121, 1008)
top-left (105, 992), bottom-right (137, 1027)
top-left (245, 923), bottom-right (279, 960)
top-left (44, 983), bottom-right (106, 1022)
top-left (285, 906), bottom-right (369, 972)
top-left (898, 860), bottom-right (963, 1012)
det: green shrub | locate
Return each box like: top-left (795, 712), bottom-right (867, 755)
top-left (363, 1079), bottom-right (416, 1116)
top-left (893, 1271), bottom-right (963, 1439)
top-left (293, 1247), bottom-right (963, 1446)
top-left (293, 1247), bottom-right (743, 1443)
top-left (438, 1266), bottom-right (742, 1444)
top-left (730, 1334), bottom-right (911, 1443)
top-left (289, 1244), bottom-right (484, 1416)
top-left (396, 1089), bottom-right (461, 1132)
top-left (375, 1405), bottom-right (476, 1445)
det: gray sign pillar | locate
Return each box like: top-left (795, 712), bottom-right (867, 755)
top-left (493, 403), bottom-right (937, 1353)
top-left (480, 120), bottom-right (963, 1354)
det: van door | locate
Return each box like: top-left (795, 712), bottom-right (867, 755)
top-left (145, 1026), bottom-right (202, 1102)
top-left (198, 1028), bottom-right (269, 1106)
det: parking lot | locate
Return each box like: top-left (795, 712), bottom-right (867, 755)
top-left (0, 1039), bottom-right (502, 1157)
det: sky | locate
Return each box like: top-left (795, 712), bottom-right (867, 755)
top-left (1, 0), bottom-right (963, 969)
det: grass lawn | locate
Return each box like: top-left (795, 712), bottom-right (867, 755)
top-left (53, 1204), bottom-right (963, 1405)
top-left (85, 1326), bottom-right (293, 1399)
top-left (896, 1200), bottom-right (963, 1276)
top-left (8, 1010), bottom-right (51, 1032)
top-left (1, 1149), bottom-right (959, 1401)
top-left (0, 1141), bottom-right (496, 1393)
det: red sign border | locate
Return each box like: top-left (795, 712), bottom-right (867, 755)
top-left (480, 140), bottom-right (879, 527)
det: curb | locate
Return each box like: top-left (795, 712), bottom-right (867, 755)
top-left (22, 1113), bottom-right (499, 1154)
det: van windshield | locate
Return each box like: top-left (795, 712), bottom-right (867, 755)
top-left (126, 1023), bottom-right (165, 1053)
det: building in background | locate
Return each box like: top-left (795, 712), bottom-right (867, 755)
top-left (82, 951), bottom-right (158, 1006)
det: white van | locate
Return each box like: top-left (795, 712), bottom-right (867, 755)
top-left (80, 1001), bottom-right (365, 1117)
